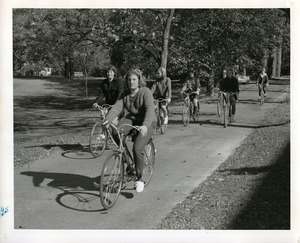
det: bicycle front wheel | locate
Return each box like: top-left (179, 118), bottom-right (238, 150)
top-left (182, 103), bottom-right (190, 126)
top-left (260, 93), bottom-right (264, 106)
top-left (100, 151), bottom-right (124, 210)
top-left (143, 140), bottom-right (155, 187)
top-left (217, 97), bottom-right (224, 117)
top-left (90, 122), bottom-right (107, 157)
top-left (223, 104), bottom-right (228, 128)
top-left (159, 109), bottom-right (168, 134)
top-left (194, 101), bottom-right (200, 122)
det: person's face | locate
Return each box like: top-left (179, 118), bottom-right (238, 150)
top-left (262, 68), bottom-right (266, 73)
top-left (128, 74), bottom-right (139, 91)
top-left (189, 72), bottom-right (194, 78)
top-left (156, 70), bottom-right (163, 78)
top-left (227, 70), bottom-right (233, 78)
top-left (107, 70), bottom-right (115, 80)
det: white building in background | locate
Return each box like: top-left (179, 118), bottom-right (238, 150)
top-left (39, 67), bottom-right (52, 76)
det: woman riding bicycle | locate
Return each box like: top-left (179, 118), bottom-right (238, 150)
top-left (180, 68), bottom-right (201, 119)
top-left (104, 69), bottom-right (156, 193)
top-left (256, 67), bottom-right (269, 99)
top-left (151, 67), bottom-right (172, 124)
top-left (220, 68), bottom-right (240, 123)
top-left (92, 65), bottom-right (124, 123)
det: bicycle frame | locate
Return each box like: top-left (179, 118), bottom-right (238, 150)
top-left (155, 98), bottom-right (168, 134)
top-left (258, 84), bottom-right (266, 105)
top-left (219, 91), bottom-right (238, 127)
top-left (181, 91), bottom-right (200, 126)
top-left (99, 123), bottom-right (155, 209)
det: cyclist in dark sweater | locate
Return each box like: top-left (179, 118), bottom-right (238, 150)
top-left (93, 65), bottom-right (124, 124)
top-left (220, 68), bottom-right (240, 123)
top-left (93, 65), bottom-right (124, 106)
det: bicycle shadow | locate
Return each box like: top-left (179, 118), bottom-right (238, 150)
top-left (26, 143), bottom-right (95, 160)
top-left (20, 171), bottom-right (134, 212)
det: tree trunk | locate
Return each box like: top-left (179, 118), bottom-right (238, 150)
top-left (243, 66), bottom-right (246, 76)
top-left (160, 9), bottom-right (175, 75)
top-left (271, 47), bottom-right (278, 78)
top-left (208, 68), bottom-right (215, 96)
top-left (262, 49), bottom-right (268, 69)
top-left (277, 42), bottom-right (282, 77)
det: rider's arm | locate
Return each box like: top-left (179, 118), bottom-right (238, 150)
top-left (105, 97), bottom-right (124, 122)
top-left (142, 88), bottom-right (156, 128)
top-left (181, 82), bottom-right (187, 93)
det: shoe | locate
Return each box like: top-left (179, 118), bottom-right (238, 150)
top-left (164, 116), bottom-right (168, 125)
top-left (231, 115), bottom-right (235, 123)
top-left (134, 181), bottom-right (144, 193)
top-left (258, 97), bottom-right (261, 100)
top-left (264, 94), bottom-right (267, 97)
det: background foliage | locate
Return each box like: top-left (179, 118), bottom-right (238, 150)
top-left (13, 8), bottom-right (290, 91)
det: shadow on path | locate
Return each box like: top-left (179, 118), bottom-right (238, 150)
top-left (20, 171), bottom-right (134, 212)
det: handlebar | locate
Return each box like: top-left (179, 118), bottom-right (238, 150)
top-left (93, 104), bottom-right (113, 111)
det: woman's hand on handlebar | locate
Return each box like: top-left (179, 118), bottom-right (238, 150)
top-left (139, 125), bottom-right (148, 137)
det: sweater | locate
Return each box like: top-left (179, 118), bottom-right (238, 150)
top-left (106, 87), bottom-right (156, 128)
top-left (95, 77), bottom-right (124, 105)
top-left (151, 77), bottom-right (172, 99)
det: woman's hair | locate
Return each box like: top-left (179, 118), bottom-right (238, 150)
top-left (157, 67), bottom-right (166, 77)
top-left (125, 69), bottom-right (146, 87)
top-left (106, 65), bottom-right (118, 76)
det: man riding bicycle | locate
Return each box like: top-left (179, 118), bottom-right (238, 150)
top-left (219, 68), bottom-right (240, 123)
top-left (256, 67), bottom-right (269, 99)
top-left (180, 68), bottom-right (201, 119)
top-left (151, 67), bottom-right (172, 125)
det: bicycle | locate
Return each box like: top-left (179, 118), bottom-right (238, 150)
top-left (219, 91), bottom-right (239, 128)
top-left (99, 123), bottom-right (156, 210)
top-left (155, 98), bottom-right (169, 134)
top-left (216, 88), bottom-right (224, 117)
top-left (181, 91), bottom-right (200, 126)
top-left (258, 83), bottom-right (267, 106)
top-left (89, 104), bottom-right (116, 157)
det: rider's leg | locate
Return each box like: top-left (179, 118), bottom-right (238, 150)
top-left (133, 123), bottom-right (155, 183)
top-left (193, 98), bottom-right (198, 115)
top-left (263, 85), bottom-right (267, 97)
top-left (230, 97), bottom-right (237, 122)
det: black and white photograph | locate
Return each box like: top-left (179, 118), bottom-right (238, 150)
top-left (1, 0), bottom-right (299, 242)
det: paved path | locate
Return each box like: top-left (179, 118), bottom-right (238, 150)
top-left (13, 79), bottom-right (289, 229)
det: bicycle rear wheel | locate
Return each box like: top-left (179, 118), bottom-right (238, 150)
top-left (100, 151), bottom-right (124, 210)
top-left (143, 140), bottom-right (155, 187)
top-left (182, 103), bottom-right (190, 126)
top-left (90, 122), bottom-right (107, 157)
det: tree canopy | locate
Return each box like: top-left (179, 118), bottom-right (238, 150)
top-left (13, 8), bottom-right (290, 90)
